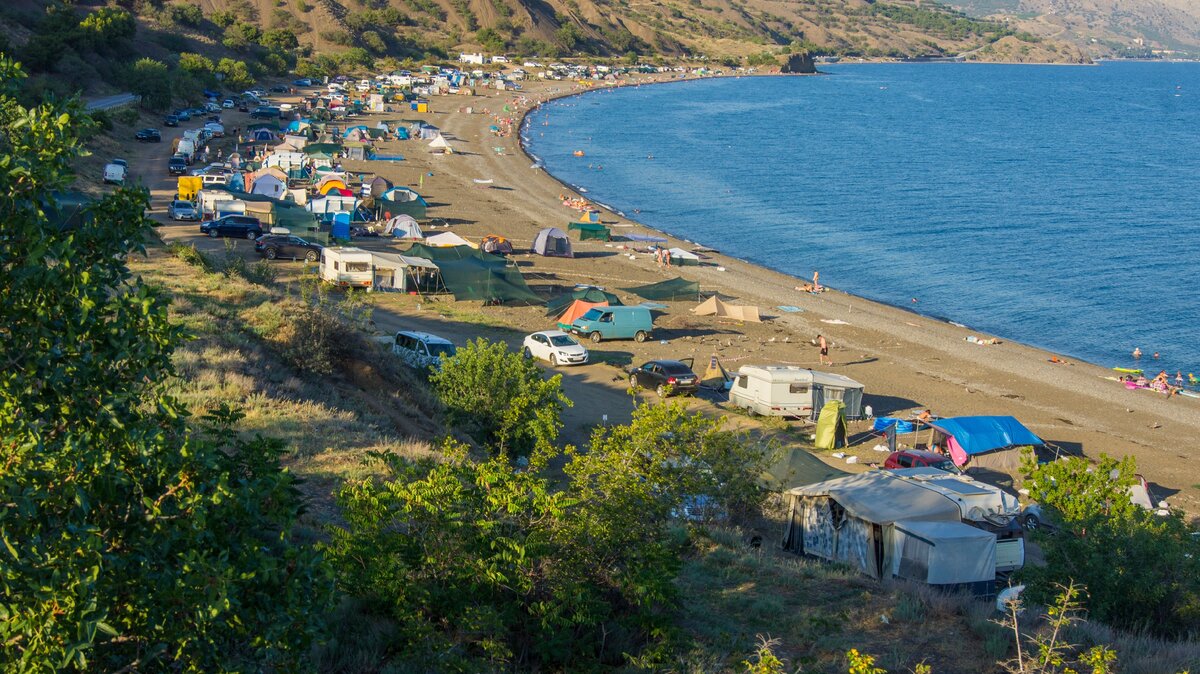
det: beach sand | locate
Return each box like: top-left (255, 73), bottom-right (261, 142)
top-left (141, 74), bottom-right (1200, 509)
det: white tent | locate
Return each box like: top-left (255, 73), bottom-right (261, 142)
top-left (425, 231), bottom-right (474, 248)
top-left (384, 214), bottom-right (423, 240)
top-left (428, 135), bottom-right (453, 153)
top-left (370, 252), bottom-right (440, 292)
top-left (668, 247), bottom-right (701, 266)
top-left (891, 520), bottom-right (996, 587)
top-left (250, 173), bottom-right (286, 199)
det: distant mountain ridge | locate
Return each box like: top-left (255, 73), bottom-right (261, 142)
top-left (950, 0), bottom-right (1200, 54)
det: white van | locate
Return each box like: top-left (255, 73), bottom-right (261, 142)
top-left (392, 330), bottom-right (456, 370)
top-left (729, 366), bottom-right (864, 420)
top-left (103, 159), bottom-right (127, 185)
top-left (319, 247), bottom-right (374, 289)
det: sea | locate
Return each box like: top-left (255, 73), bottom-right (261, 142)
top-left (524, 61), bottom-right (1200, 380)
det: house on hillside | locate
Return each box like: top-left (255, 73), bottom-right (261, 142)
top-left (459, 53), bottom-right (487, 65)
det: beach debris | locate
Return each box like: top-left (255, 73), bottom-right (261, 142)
top-left (831, 452), bottom-right (846, 459)
top-left (966, 335), bottom-right (1001, 345)
top-left (777, 305), bottom-right (804, 313)
top-left (873, 444), bottom-right (890, 452)
top-left (821, 319), bottom-right (849, 325)
top-left (846, 456), bottom-right (858, 464)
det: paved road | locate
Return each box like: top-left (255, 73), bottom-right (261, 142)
top-left (86, 93), bottom-right (140, 112)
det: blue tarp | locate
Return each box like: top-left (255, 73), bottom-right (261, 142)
top-left (929, 416), bottom-right (1042, 456)
top-left (873, 417), bottom-right (917, 434)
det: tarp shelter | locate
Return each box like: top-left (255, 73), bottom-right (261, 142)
top-left (404, 243), bottom-right (542, 304)
top-left (481, 235), bottom-right (514, 255)
top-left (546, 286), bottom-right (623, 316)
top-left (783, 472), bottom-right (996, 594)
top-left (379, 187), bottom-right (428, 220)
top-left (929, 416), bottom-right (1044, 471)
top-left (370, 252), bottom-right (442, 293)
top-left (425, 231), bottom-right (474, 248)
top-left (668, 247), bottom-right (701, 266)
top-left (556, 299), bottom-right (608, 330)
top-left (693, 296), bottom-right (761, 323)
top-left (568, 222), bottom-right (611, 241)
top-left (305, 142), bottom-right (343, 158)
top-left (384, 214), bottom-right (422, 240)
top-left (762, 447), bottom-right (848, 491)
top-left (533, 228), bottom-right (573, 257)
top-left (622, 277), bottom-right (699, 302)
top-left (813, 400), bottom-right (847, 450)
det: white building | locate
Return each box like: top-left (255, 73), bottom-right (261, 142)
top-left (459, 52), bottom-right (487, 65)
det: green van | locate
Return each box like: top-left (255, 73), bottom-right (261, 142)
top-left (570, 306), bottom-right (654, 343)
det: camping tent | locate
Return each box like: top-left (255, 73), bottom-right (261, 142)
top-left (762, 447), bottom-right (848, 491)
top-left (384, 214), bottom-right (423, 240)
top-left (693, 296), bottom-right (761, 323)
top-left (368, 176), bottom-right (393, 198)
top-left (813, 400), bottom-right (847, 450)
top-left (555, 299), bottom-right (608, 330)
top-left (250, 128), bottom-right (277, 143)
top-left (568, 222), bottom-right (611, 241)
top-left (428, 135), bottom-right (453, 153)
top-left (315, 175), bottom-right (348, 195)
top-left (546, 286), bottom-right (623, 316)
top-left (369, 252), bottom-right (442, 292)
top-left (929, 416), bottom-right (1044, 471)
top-left (404, 243), bottom-right (542, 304)
top-left (578, 210), bottom-right (601, 224)
top-left (481, 235), bottom-right (514, 255)
top-left (532, 228), bottom-right (573, 258)
top-left (379, 187), bottom-right (428, 220)
top-left (782, 471), bottom-right (996, 595)
top-left (425, 231), bottom-right (474, 248)
top-left (622, 277), bottom-right (699, 302)
top-left (668, 248), bottom-right (701, 266)
top-left (249, 171), bottom-right (287, 199)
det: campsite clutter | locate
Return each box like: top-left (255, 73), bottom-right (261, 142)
top-left (142, 67), bottom-right (1184, 602)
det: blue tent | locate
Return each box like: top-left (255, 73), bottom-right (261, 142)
top-left (331, 212), bottom-right (351, 240)
top-left (930, 416), bottom-right (1042, 469)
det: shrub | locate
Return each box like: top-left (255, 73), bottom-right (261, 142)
top-left (161, 2), bottom-right (204, 27)
top-left (128, 57), bottom-right (174, 110)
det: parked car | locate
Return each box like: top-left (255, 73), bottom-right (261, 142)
top-left (254, 234), bottom-right (322, 262)
top-left (204, 101), bottom-right (221, 113)
top-left (292, 78), bottom-right (312, 87)
top-left (221, 98), bottom-right (235, 109)
top-left (392, 331), bottom-right (456, 370)
top-left (167, 200), bottom-right (199, 221)
top-left (269, 84), bottom-right (290, 93)
top-left (200, 215), bottom-right (262, 240)
top-left (250, 106), bottom-right (281, 119)
top-left (237, 101), bottom-right (250, 112)
top-left (522, 330), bottom-right (588, 366)
top-left (172, 109), bottom-right (191, 121)
top-left (203, 122), bottom-right (225, 137)
top-left (883, 450), bottom-right (959, 473)
top-left (168, 155), bottom-right (189, 176)
top-left (135, 128), bottom-right (161, 143)
top-left (569, 306), bottom-right (654, 343)
top-left (629, 359), bottom-right (699, 397)
top-left (103, 160), bottom-right (127, 185)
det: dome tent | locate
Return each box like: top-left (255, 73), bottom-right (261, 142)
top-left (532, 227), bottom-right (573, 258)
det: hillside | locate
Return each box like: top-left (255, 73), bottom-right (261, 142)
top-left (950, 0), bottom-right (1200, 56)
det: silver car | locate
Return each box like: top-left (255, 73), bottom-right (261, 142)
top-left (167, 200), bottom-right (199, 221)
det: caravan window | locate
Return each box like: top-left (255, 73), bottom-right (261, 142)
top-left (345, 261), bottom-right (370, 272)
top-left (825, 387), bottom-right (845, 401)
top-left (789, 384), bottom-right (808, 394)
top-left (333, 261), bottom-right (340, 270)
top-left (737, 376), bottom-right (748, 388)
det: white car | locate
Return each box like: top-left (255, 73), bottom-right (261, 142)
top-left (522, 330), bottom-right (589, 366)
top-left (392, 331), bottom-right (456, 370)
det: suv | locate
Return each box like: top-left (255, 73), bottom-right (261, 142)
top-left (200, 215), bottom-right (262, 240)
top-left (168, 155), bottom-right (189, 176)
top-left (254, 234), bottom-right (322, 262)
top-left (629, 359), bottom-right (699, 397)
top-left (163, 114), bottom-right (179, 127)
top-left (135, 128), bottom-right (161, 143)
top-left (883, 450), bottom-right (959, 473)
top-left (250, 106), bottom-right (281, 119)
top-left (167, 200), bottom-right (199, 221)
top-left (392, 331), bottom-right (456, 370)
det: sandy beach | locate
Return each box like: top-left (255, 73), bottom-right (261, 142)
top-left (141, 73), bottom-right (1200, 509)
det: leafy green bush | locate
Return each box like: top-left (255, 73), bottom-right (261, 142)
top-left (0, 57), bottom-right (330, 672)
top-left (160, 2), bottom-right (205, 27)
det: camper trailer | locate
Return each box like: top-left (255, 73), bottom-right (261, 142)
top-left (730, 366), bottom-right (864, 420)
top-left (319, 247), bottom-right (374, 289)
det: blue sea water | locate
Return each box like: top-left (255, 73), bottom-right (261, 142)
top-left (525, 62), bottom-right (1200, 377)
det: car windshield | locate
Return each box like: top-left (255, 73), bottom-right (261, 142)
top-left (549, 334), bottom-right (578, 347)
top-left (579, 309), bottom-right (604, 321)
top-left (427, 343), bottom-right (456, 358)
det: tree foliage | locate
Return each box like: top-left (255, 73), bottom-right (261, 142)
top-left (127, 57), bottom-right (173, 110)
top-left (1019, 452), bottom-right (1200, 637)
top-left (0, 57), bottom-right (330, 672)
top-left (429, 338), bottom-right (571, 458)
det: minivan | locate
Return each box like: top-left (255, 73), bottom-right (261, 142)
top-left (569, 306), bottom-right (654, 343)
top-left (392, 331), bottom-right (457, 370)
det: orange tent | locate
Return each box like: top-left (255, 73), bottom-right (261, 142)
top-left (555, 299), bottom-right (608, 329)
top-left (316, 176), bottom-right (347, 195)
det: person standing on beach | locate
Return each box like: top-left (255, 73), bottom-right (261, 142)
top-left (818, 334), bottom-right (830, 366)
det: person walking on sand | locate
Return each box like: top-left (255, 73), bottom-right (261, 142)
top-left (818, 334), bottom-right (831, 366)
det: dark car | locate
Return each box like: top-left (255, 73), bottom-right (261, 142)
top-left (173, 109), bottom-right (191, 121)
top-left (163, 114), bottom-right (179, 127)
top-left (292, 78), bottom-right (312, 87)
top-left (629, 359), bottom-right (699, 397)
top-left (250, 106), bottom-right (282, 119)
top-left (883, 450), bottom-right (959, 472)
top-left (135, 128), bottom-right (162, 143)
top-left (269, 84), bottom-right (290, 93)
top-left (200, 215), bottom-right (262, 240)
top-left (168, 155), bottom-right (189, 176)
top-left (254, 234), bottom-right (322, 261)
top-left (237, 101), bottom-right (250, 112)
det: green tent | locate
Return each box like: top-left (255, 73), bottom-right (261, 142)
top-left (813, 400), bottom-right (848, 451)
top-left (304, 142), bottom-right (343, 157)
top-left (622, 277), bottom-right (700, 302)
top-left (405, 244), bottom-right (543, 304)
top-left (545, 287), bottom-right (623, 316)
top-left (568, 222), bottom-right (610, 241)
top-left (761, 447), bottom-right (848, 491)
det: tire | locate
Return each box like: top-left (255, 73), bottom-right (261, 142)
top-left (207, 229), bottom-right (218, 238)
top-left (590, 331), bottom-right (602, 343)
top-left (522, 347), bottom-right (532, 359)
top-left (634, 330), bottom-right (648, 343)
top-left (304, 250), bottom-right (318, 262)
top-left (655, 384), bottom-right (667, 397)
top-left (1023, 514), bottom-right (1040, 531)
top-left (629, 375), bottom-right (638, 388)
top-left (549, 354), bottom-right (558, 367)
top-left (265, 248), bottom-right (277, 260)
top-left (246, 230), bottom-right (258, 240)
